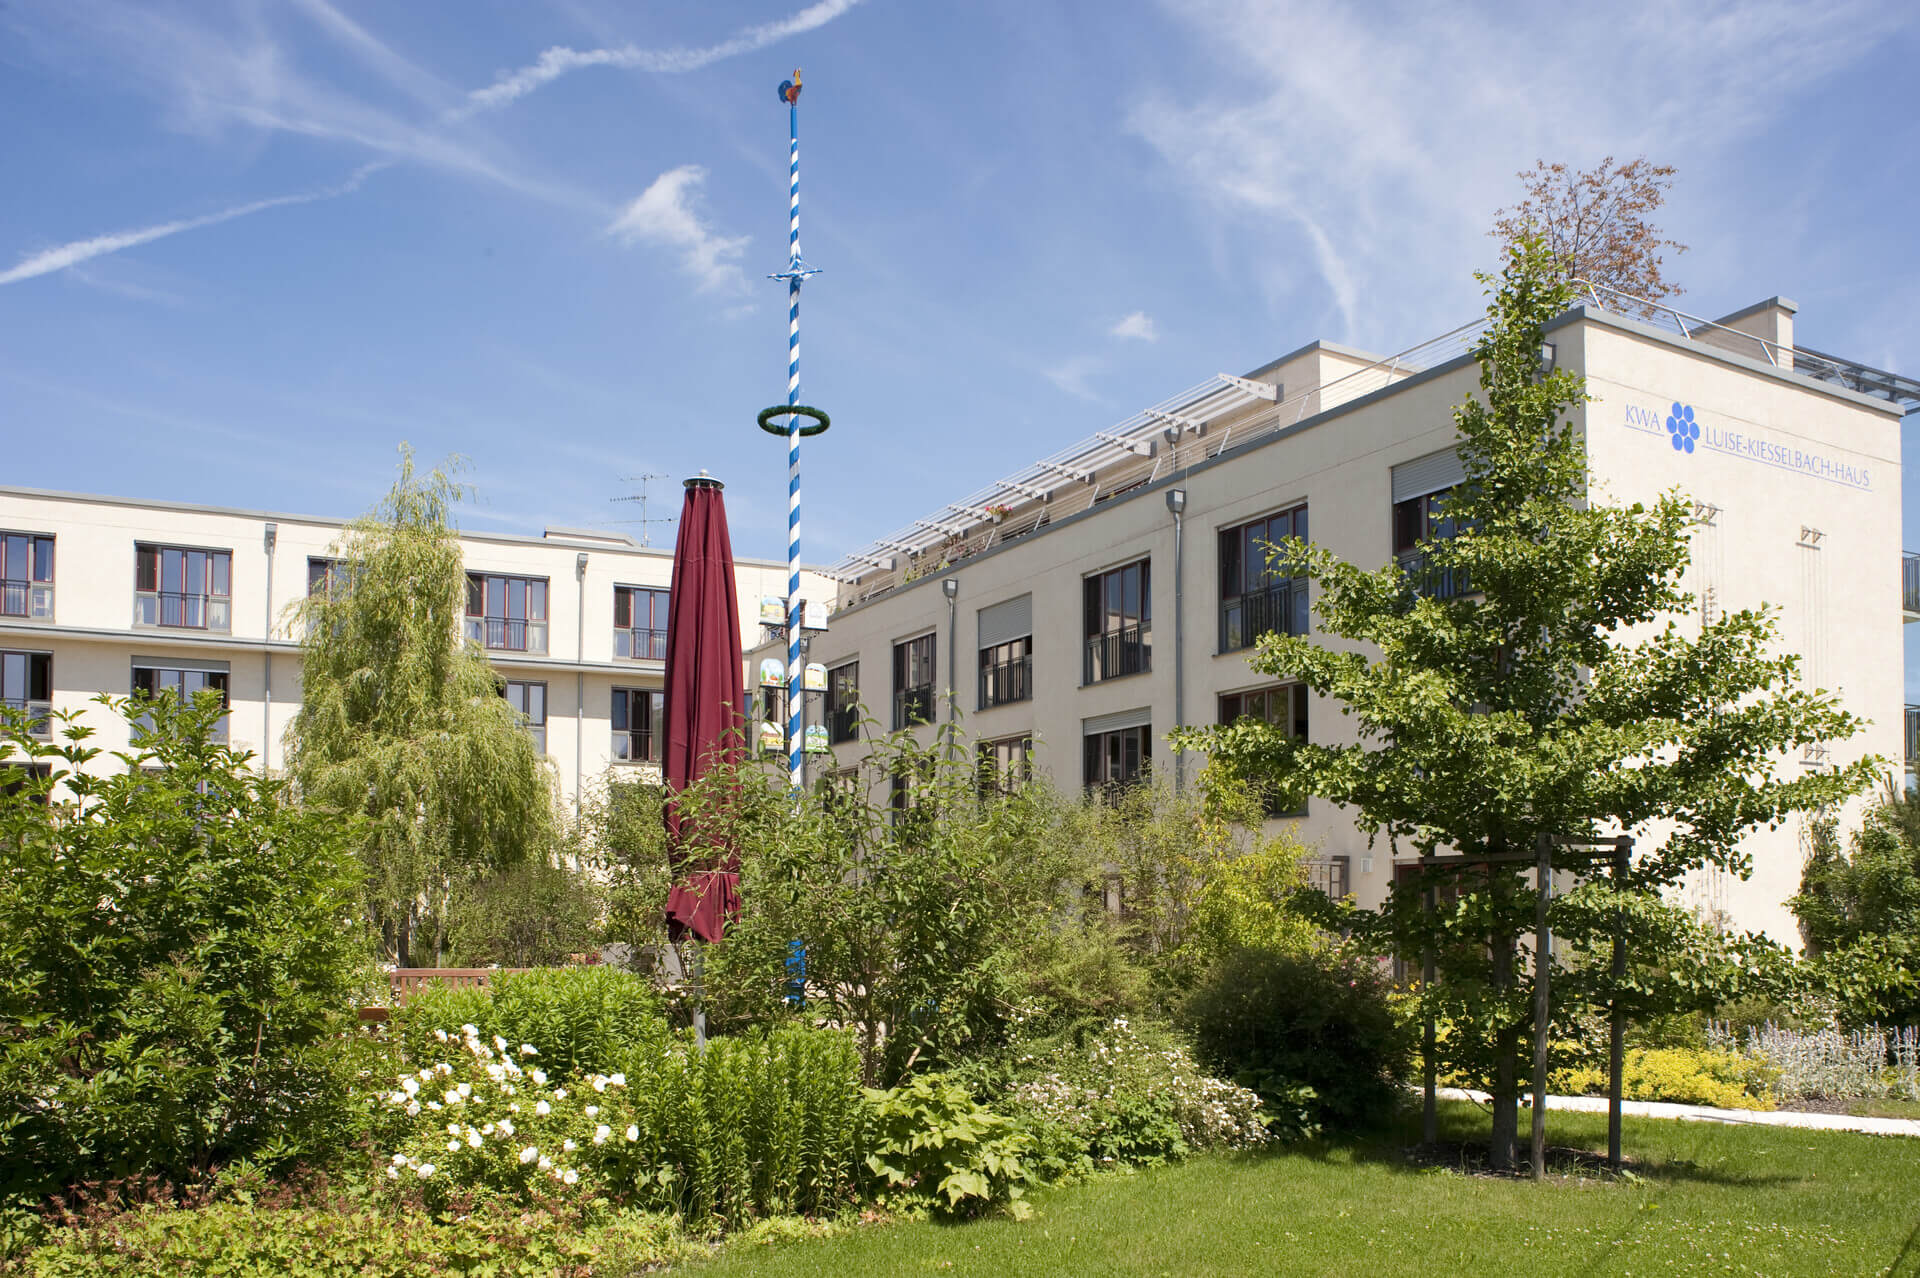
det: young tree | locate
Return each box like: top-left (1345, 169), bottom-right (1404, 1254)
top-left (287, 451), bottom-right (555, 966)
top-left (1491, 156), bottom-right (1686, 309)
top-left (1180, 239), bottom-right (1875, 1168)
top-left (1791, 787), bottom-right (1920, 1025)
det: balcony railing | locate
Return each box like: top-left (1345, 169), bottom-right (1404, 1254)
top-left (1, 580), bottom-right (53, 620)
top-left (134, 589), bottom-right (230, 631)
top-left (1396, 550), bottom-right (1472, 602)
top-left (1084, 625), bottom-right (1150, 684)
top-left (1907, 705), bottom-right (1920, 772)
top-left (1904, 553), bottom-right (1920, 617)
top-left (0, 697), bottom-right (51, 738)
top-left (893, 686), bottom-right (934, 729)
top-left (1219, 580), bottom-right (1307, 653)
top-left (978, 654), bottom-right (1032, 709)
top-left (612, 729), bottom-right (659, 764)
top-left (464, 616), bottom-right (548, 653)
top-left (614, 626), bottom-right (668, 660)
top-left (827, 701), bottom-right (860, 744)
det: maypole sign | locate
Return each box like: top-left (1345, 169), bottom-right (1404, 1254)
top-left (1622, 400), bottom-right (1873, 492)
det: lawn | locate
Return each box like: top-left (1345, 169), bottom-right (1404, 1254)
top-left (696, 1103), bottom-right (1920, 1278)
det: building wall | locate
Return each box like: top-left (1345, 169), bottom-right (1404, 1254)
top-left (764, 306), bottom-right (1905, 944)
top-left (0, 487), bottom-right (834, 811)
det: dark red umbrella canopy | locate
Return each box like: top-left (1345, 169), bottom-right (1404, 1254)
top-left (661, 474), bottom-right (746, 944)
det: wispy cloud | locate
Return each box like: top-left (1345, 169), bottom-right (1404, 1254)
top-left (286, 0), bottom-right (454, 111)
top-left (0, 163), bottom-right (388, 288)
top-left (607, 166), bottom-right (750, 292)
top-left (1110, 311), bottom-right (1159, 342)
top-left (1043, 355), bottom-right (1104, 401)
top-left (457, 0), bottom-right (863, 118)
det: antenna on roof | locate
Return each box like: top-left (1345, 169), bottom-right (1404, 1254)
top-left (608, 473), bottom-right (675, 546)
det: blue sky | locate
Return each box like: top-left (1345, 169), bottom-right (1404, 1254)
top-left (3, 2), bottom-right (1917, 626)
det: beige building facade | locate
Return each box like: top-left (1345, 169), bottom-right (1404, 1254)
top-left (769, 292), bottom-right (1915, 944)
top-left (0, 486), bottom-right (834, 813)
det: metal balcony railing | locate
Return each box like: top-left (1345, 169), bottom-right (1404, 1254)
top-left (1, 580), bottom-right (53, 620)
top-left (1084, 625), bottom-right (1150, 684)
top-left (978, 654), bottom-right (1032, 709)
top-left (0, 697), bottom-right (51, 738)
top-left (1907, 705), bottom-right (1920, 773)
top-left (893, 686), bottom-right (934, 730)
top-left (612, 729), bottom-right (659, 764)
top-left (134, 589), bottom-right (230, 631)
top-left (1904, 553), bottom-right (1920, 617)
top-left (614, 626), bottom-right (668, 660)
top-left (827, 702), bottom-right (860, 743)
top-left (1219, 580), bottom-right (1307, 652)
top-left (464, 616), bottom-right (548, 653)
top-left (1396, 550), bottom-right (1472, 602)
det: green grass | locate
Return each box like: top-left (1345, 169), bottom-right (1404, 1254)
top-left (1849, 1098), bottom-right (1920, 1121)
top-left (699, 1103), bottom-right (1920, 1277)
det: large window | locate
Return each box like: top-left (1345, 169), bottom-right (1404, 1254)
top-left (134, 544), bottom-right (231, 631)
top-left (825, 661), bottom-right (860, 743)
top-left (612, 686), bottom-right (664, 763)
top-left (465, 573), bottom-right (549, 653)
top-left (1084, 723), bottom-right (1149, 797)
top-left (978, 636), bottom-right (1032, 709)
top-left (977, 733), bottom-right (1033, 796)
top-left (0, 650), bottom-right (51, 738)
top-left (502, 679), bottom-right (547, 753)
top-left (892, 633), bottom-right (935, 729)
top-left (307, 556), bottom-right (346, 597)
top-left (1392, 449), bottom-right (1472, 601)
top-left (1219, 504), bottom-right (1308, 652)
top-left (132, 660), bottom-right (229, 741)
top-left (614, 585), bottom-right (670, 660)
top-left (1, 532), bottom-right (54, 620)
top-left (1084, 559), bottom-right (1150, 683)
top-left (1305, 856), bottom-right (1351, 902)
top-left (1220, 684), bottom-right (1310, 816)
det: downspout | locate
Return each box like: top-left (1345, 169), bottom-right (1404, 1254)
top-left (942, 577), bottom-right (959, 761)
top-left (262, 522), bottom-right (277, 773)
top-left (1165, 490), bottom-right (1187, 789)
top-left (575, 552), bottom-right (588, 822)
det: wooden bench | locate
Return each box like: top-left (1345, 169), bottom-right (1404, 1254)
top-left (357, 967), bottom-right (529, 1026)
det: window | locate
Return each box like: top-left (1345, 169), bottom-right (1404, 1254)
top-left (1, 532), bottom-right (54, 620)
top-left (307, 557), bottom-right (347, 597)
top-left (1219, 684), bottom-right (1309, 816)
top-left (612, 686), bottom-right (664, 763)
top-left (978, 637), bottom-right (1032, 709)
top-left (0, 651), bottom-right (52, 738)
top-left (1392, 449), bottom-right (1472, 600)
top-left (1306, 856), bottom-right (1351, 902)
top-left (132, 660), bottom-right (229, 741)
top-left (1084, 724), bottom-right (1149, 797)
top-left (892, 633), bottom-right (936, 729)
top-left (825, 661), bottom-right (860, 743)
top-left (977, 734), bottom-right (1033, 796)
top-left (501, 680), bottom-right (547, 752)
top-left (614, 585), bottom-right (670, 660)
top-left (1084, 559), bottom-right (1150, 683)
top-left (134, 544), bottom-right (231, 631)
top-left (1219, 504), bottom-right (1308, 652)
top-left (465, 573), bottom-right (549, 653)
top-left (2, 763), bottom-right (52, 806)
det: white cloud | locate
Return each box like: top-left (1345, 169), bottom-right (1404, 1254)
top-left (607, 166), bottom-right (750, 293)
top-left (1110, 311), bottom-right (1159, 342)
top-left (1043, 355), bottom-right (1104, 401)
top-left (0, 163), bottom-right (388, 288)
top-left (457, 0), bottom-right (863, 117)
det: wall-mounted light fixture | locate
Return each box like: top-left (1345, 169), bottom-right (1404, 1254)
top-left (1537, 341), bottom-right (1557, 377)
top-left (576, 552), bottom-right (589, 576)
top-left (942, 577), bottom-right (959, 599)
top-left (1165, 488), bottom-right (1187, 514)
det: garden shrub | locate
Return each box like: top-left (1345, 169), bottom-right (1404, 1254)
top-left (396, 967), bottom-right (663, 1077)
top-left (1185, 944), bottom-right (1410, 1133)
top-left (372, 1020), bottom-right (861, 1227)
top-left (860, 1075), bottom-right (1032, 1220)
top-left (1553, 1047), bottom-right (1776, 1111)
top-left (0, 698), bottom-right (369, 1211)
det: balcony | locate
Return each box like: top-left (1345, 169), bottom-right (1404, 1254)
top-left (1084, 625), bottom-right (1150, 684)
top-left (1220, 580), bottom-right (1307, 653)
top-left (1904, 553), bottom-right (1920, 622)
top-left (893, 685), bottom-right (934, 730)
top-left (978, 654), bottom-right (1032, 709)
top-left (134, 589), bottom-right (230, 632)
top-left (612, 729), bottom-right (660, 764)
top-left (1, 580), bottom-right (53, 621)
top-left (0, 696), bottom-right (50, 738)
top-left (1907, 705), bottom-right (1920, 774)
top-left (464, 616), bottom-right (548, 654)
top-left (614, 626), bottom-right (668, 661)
top-left (1396, 550), bottom-right (1472, 602)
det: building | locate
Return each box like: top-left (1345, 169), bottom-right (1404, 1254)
top-left (763, 288), bottom-right (1920, 944)
top-left (0, 485), bottom-right (835, 813)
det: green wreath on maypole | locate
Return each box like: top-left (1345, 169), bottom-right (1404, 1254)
top-left (757, 404), bottom-right (831, 437)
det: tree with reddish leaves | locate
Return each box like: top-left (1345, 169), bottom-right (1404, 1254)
top-left (1492, 156), bottom-right (1687, 311)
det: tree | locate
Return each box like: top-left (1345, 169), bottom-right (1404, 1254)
top-left (1491, 156), bottom-right (1686, 309)
top-left (1180, 238), bottom-right (1875, 1168)
top-left (1790, 786), bottom-right (1920, 1025)
top-left (286, 451), bottom-right (555, 966)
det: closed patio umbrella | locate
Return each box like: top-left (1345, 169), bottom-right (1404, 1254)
top-left (661, 473), bottom-right (746, 945)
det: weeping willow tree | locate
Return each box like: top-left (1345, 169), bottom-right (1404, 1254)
top-left (287, 451), bottom-right (555, 966)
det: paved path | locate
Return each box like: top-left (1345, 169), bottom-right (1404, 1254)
top-left (1435, 1087), bottom-right (1920, 1138)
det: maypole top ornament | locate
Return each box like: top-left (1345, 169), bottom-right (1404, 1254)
top-left (778, 69), bottom-right (802, 105)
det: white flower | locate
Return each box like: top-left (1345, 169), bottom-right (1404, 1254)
top-left (534, 1101), bottom-right (551, 1117)
top-left (562, 1138), bottom-right (576, 1152)
top-left (443, 1090), bottom-right (461, 1106)
top-left (486, 1064), bottom-right (505, 1082)
top-left (520, 1044), bottom-right (537, 1057)
top-left (562, 1169), bottom-right (578, 1185)
top-left (508, 1103), bottom-right (520, 1114)
top-left (385, 1165), bottom-right (399, 1180)
top-left (433, 1028), bottom-right (449, 1043)
top-left (584, 1105), bottom-right (599, 1118)
top-left (608, 1073), bottom-right (625, 1087)
top-left (553, 1088), bottom-right (567, 1100)
top-left (447, 1138), bottom-right (460, 1152)
top-left (530, 1069), bottom-right (547, 1086)
top-left (591, 1077), bottom-right (608, 1094)
top-left (446, 1122), bottom-right (460, 1136)
top-left (520, 1146), bottom-right (538, 1164)
top-left (456, 1083), bottom-right (472, 1098)
top-left (467, 1131), bottom-right (483, 1148)
top-left (388, 1091), bottom-right (408, 1107)
top-left (392, 1153), bottom-right (409, 1166)
top-left (537, 1155), bottom-right (551, 1171)
top-left (416, 1163), bottom-right (436, 1179)
top-left (461, 1024), bottom-right (478, 1037)
top-left (436, 1063), bottom-right (453, 1076)
top-left (426, 1101), bottom-right (441, 1112)
top-left (594, 1125), bottom-right (610, 1145)
top-left (482, 1122), bottom-right (496, 1135)
top-left (625, 1125), bottom-right (638, 1142)
top-left (498, 1119), bottom-right (515, 1136)
top-left (401, 1077), bottom-right (420, 1096)
top-left (405, 1102), bottom-right (421, 1117)
top-left (493, 1034), bottom-right (509, 1052)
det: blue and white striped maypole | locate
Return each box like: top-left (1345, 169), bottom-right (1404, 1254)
top-left (767, 69), bottom-right (823, 792)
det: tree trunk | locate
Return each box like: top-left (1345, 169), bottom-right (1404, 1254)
top-left (1488, 871), bottom-right (1519, 1171)
top-left (397, 903), bottom-right (413, 970)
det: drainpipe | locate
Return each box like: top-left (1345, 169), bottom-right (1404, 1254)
top-left (942, 576), bottom-right (959, 762)
top-left (1165, 489), bottom-right (1187, 790)
top-left (575, 552), bottom-right (588, 821)
top-left (262, 522), bottom-right (277, 773)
